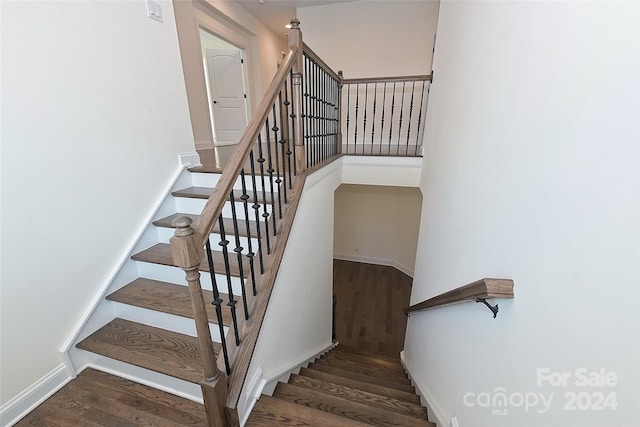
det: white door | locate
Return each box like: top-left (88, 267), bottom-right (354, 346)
top-left (205, 49), bottom-right (249, 144)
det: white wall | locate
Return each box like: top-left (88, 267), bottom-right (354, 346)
top-left (334, 184), bottom-right (422, 276)
top-left (404, 1), bottom-right (640, 426)
top-left (238, 163), bottom-right (342, 423)
top-left (0, 0), bottom-right (193, 407)
top-left (298, 0), bottom-right (440, 77)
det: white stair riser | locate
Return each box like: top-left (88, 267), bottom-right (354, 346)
top-left (191, 172), bottom-right (276, 192)
top-left (111, 301), bottom-right (228, 343)
top-left (174, 197), bottom-right (276, 222)
top-left (155, 227), bottom-right (260, 255)
top-left (136, 262), bottom-right (248, 298)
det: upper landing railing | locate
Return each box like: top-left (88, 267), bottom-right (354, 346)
top-left (342, 73), bottom-right (432, 156)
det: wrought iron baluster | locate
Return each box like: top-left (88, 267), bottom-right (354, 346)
top-left (271, 104), bottom-right (283, 218)
top-left (406, 81), bottom-right (416, 152)
top-left (239, 169), bottom-right (257, 296)
top-left (289, 70), bottom-right (298, 176)
top-left (283, 76), bottom-right (294, 187)
top-left (354, 83), bottom-right (360, 152)
top-left (263, 118), bottom-right (277, 236)
top-left (227, 191), bottom-right (248, 321)
top-left (303, 55), bottom-right (311, 168)
top-left (346, 83), bottom-right (351, 154)
top-left (415, 81), bottom-right (428, 155)
top-left (362, 82), bottom-right (368, 155)
top-left (277, 86), bottom-right (289, 202)
top-left (379, 82), bottom-right (387, 155)
top-left (388, 82), bottom-right (396, 152)
top-left (248, 149), bottom-right (264, 274)
top-left (205, 238), bottom-right (230, 375)
top-left (217, 214), bottom-right (240, 346)
top-left (397, 82), bottom-right (406, 155)
top-left (371, 82), bottom-right (377, 153)
top-left (256, 134), bottom-right (271, 254)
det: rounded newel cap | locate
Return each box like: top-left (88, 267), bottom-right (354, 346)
top-left (289, 18), bottom-right (300, 29)
top-left (172, 216), bottom-right (194, 237)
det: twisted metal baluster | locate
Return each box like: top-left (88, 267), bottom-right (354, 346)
top-left (406, 81), bottom-right (416, 153)
top-left (205, 238), bottom-right (230, 374)
top-left (388, 82), bottom-right (396, 153)
top-left (217, 214), bottom-right (240, 345)
top-left (397, 82), bottom-right (406, 155)
top-left (379, 82), bottom-right (387, 155)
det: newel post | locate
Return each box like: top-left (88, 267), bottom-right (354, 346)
top-left (170, 217), bottom-right (229, 427)
top-left (337, 70), bottom-right (344, 155)
top-left (288, 18), bottom-right (306, 174)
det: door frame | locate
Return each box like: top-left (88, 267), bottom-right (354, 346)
top-left (173, 0), bottom-right (256, 151)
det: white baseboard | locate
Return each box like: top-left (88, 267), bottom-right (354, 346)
top-left (239, 341), bottom-right (338, 427)
top-left (400, 350), bottom-right (449, 427)
top-left (333, 252), bottom-right (414, 277)
top-left (0, 363), bottom-right (73, 427)
top-left (59, 162), bottom-right (188, 354)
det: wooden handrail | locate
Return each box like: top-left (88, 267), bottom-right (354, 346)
top-left (343, 74), bottom-right (432, 85)
top-left (193, 48), bottom-right (298, 246)
top-left (404, 278), bottom-right (514, 315)
top-left (302, 42), bottom-right (341, 82)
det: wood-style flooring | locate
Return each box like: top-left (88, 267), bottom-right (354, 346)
top-left (333, 259), bottom-right (413, 357)
top-left (14, 368), bottom-right (207, 426)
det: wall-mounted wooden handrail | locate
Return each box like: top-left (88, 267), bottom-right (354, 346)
top-left (404, 278), bottom-right (514, 315)
top-left (343, 74), bottom-right (432, 85)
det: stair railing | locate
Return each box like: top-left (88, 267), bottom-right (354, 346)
top-left (342, 74), bottom-right (432, 156)
top-left (170, 19), bottom-right (341, 426)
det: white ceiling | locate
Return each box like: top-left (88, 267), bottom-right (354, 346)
top-left (236, 0), bottom-right (356, 36)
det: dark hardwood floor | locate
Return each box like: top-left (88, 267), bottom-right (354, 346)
top-left (14, 369), bottom-right (207, 426)
top-left (333, 259), bottom-right (413, 357)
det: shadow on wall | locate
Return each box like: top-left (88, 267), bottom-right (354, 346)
top-left (333, 184), bottom-right (423, 277)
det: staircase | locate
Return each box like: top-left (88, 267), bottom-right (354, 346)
top-left (248, 345), bottom-right (435, 426)
top-left (72, 167), bottom-right (266, 404)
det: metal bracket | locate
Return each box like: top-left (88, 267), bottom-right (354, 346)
top-left (476, 298), bottom-right (499, 318)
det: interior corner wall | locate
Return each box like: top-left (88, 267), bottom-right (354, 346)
top-left (297, 0), bottom-right (440, 78)
top-left (334, 184), bottom-right (422, 276)
top-left (0, 0), bottom-right (193, 407)
top-left (404, 1), bottom-right (640, 426)
top-left (174, 0), bottom-right (288, 150)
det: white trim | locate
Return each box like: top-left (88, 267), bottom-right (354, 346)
top-left (341, 155), bottom-right (423, 168)
top-left (0, 363), bottom-right (73, 426)
top-left (400, 350), bottom-right (449, 427)
top-left (59, 163), bottom-right (188, 354)
top-left (179, 151), bottom-right (202, 167)
top-left (306, 157), bottom-right (343, 189)
top-left (239, 341), bottom-right (337, 427)
top-left (333, 252), bottom-right (414, 277)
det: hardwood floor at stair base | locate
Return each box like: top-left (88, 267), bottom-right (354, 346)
top-left (14, 369), bottom-right (207, 426)
top-left (288, 374), bottom-right (428, 419)
top-left (307, 362), bottom-right (415, 393)
top-left (247, 395), bottom-right (369, 426)
top-left (298, 367), bottom-right (420, 404)
top-left (273, 382), bottom-right (430, 426)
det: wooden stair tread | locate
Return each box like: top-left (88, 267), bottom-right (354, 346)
top-left (323, 349), bottom-right (406, 373)
top-left (307, 362), bottom-right (415, 393)
top-left (315, 357), bottom-right (410, 383)
top-left (76, 318), bottom-right (216, 384)
top-left (334, 345), bottom-right (402, 362)
top-left (288, 374), bottom-right (428, 419)
top-left (153, 213), bottom-right (260, 237)
top-left (273, 382), bottom-right (431, 426)
top-left (298, 367), bottom-right (420, 404)
top-left (247, 395), bottom-right (369, 426)
top-left (106, 278), bottom-right (236, 326)
top-left (172, 187), bottom-right (277, 205)
top-left (131, 243), bottom-right (250, 277)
